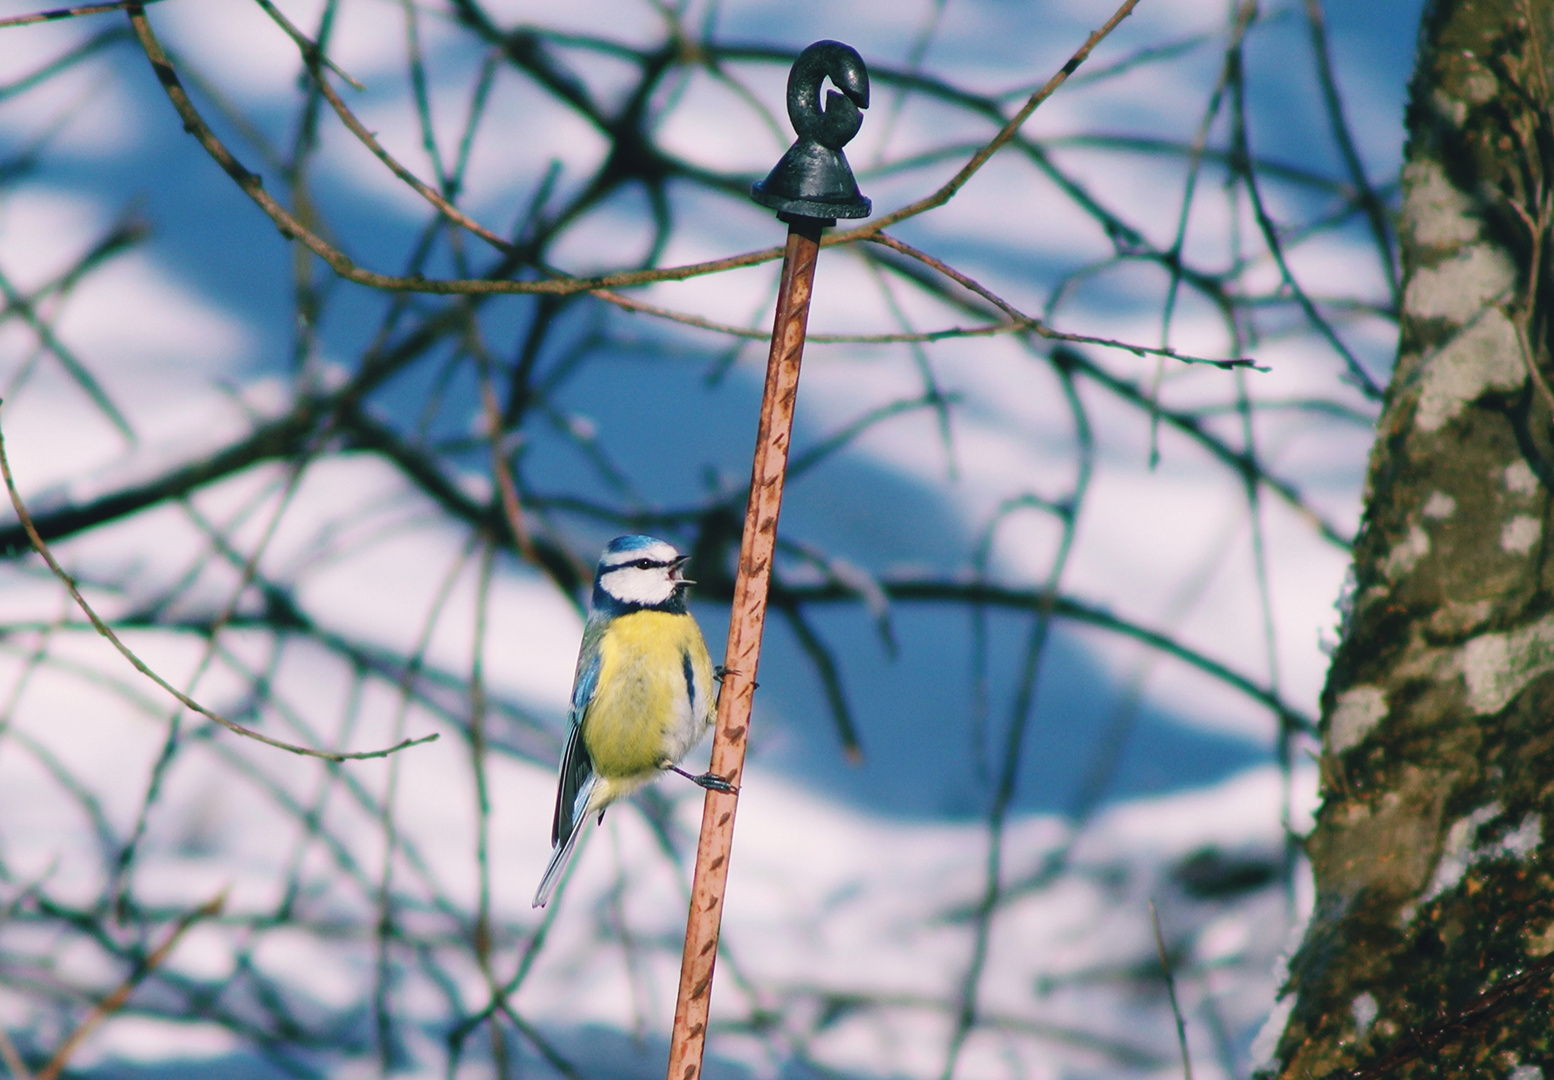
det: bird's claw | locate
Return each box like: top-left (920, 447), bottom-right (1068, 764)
top-left (691, 772), bottom-right (738, 795)
top-left (712, 666), bottom-right (756, 689)
top-left (666, 763), bottom-right (738, 794)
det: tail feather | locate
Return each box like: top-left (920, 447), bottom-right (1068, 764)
top-left (533, 776), bottom-right (598, 908)
top-left (532, 822), bottom-right (584, 909)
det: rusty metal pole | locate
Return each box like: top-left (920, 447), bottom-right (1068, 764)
top-left (664, 217), bottom-right (820, 1080)
top-left (665, 40), bottom-right (871, 1080)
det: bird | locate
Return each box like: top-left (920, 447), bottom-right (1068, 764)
top-left (533, 534), bottom-right (736, 908)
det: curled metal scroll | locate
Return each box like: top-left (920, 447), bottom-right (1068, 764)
top-left (751, 40), bottom-right (872, 222)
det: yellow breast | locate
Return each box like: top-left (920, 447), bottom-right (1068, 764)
top-left (583, 609), bottom-right (714, 780)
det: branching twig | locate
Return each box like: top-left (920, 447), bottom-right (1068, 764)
top-left (0, 0), bottom-right (161, 30)
top-left (0, 1027), bottom-right (32, 1080)
top-left (124, 0), bottom-right (1155, 315)
top-left (1339, 952), bottom-right (1554, 1080)
top-left (0, 417), bottom-right (439, 762)
top-left (1150, 900), bottom-right (1194, 1080)
top-left (33, 891), bottom-right (226, 1080)
top-left (250, 0), bottom-right (364, 90)
top-left (597, 280), bottom-right (1259, 366)
top-left (867, 232), bottom-right (1263, 368)
top-left (832, 0), bottom-right (1145, 241)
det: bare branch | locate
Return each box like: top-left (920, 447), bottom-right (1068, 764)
top-left (1149, 900), bottom-right (1194, 1080)
top-left (834, 0), bottom-right (1145, 239)
top-left (34, 891), bottom-right (225, 1080)
top-left (0, 417), bottom-right (439, 762)
top-left (0, 0), bottom-right (161, 30)
top-left (866, 232), bottom-right (1264, 368)
top-left (0, 1027), bottom-right (33, 1080)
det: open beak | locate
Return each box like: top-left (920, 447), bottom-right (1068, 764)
top-left (671, 554), bottom-right (695, 586)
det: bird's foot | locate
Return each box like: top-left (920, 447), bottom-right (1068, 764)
top-left (713, 665), bottom-right (757, 689)
top-left (692, 772), bottom-right (738, 794)
top-left (667, 763), bottom-right (738, 794)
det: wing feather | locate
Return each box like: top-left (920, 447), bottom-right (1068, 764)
top-left (682, 649), bottom-right (696, 717)
top-left (551, 629), bottom-right (603, 846)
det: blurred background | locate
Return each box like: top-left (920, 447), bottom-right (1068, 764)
top-left (0, 0), bottom-right (1416, 1077)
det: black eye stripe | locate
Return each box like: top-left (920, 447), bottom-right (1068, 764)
top-left (605, 558), bottom-right (672, 571)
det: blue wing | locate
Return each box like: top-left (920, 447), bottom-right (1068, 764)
top-left (570, 644), bottom-right (601, 724)
top-left (551, 643), bottom-right (602, 847)
top-left (535, 624), bottom-right (609, 908)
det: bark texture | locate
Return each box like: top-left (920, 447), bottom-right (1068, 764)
top-left (1269, 1), bottom-right (1554, 1077)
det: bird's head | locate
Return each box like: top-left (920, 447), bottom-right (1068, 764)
top-left (593, 535), bottom-right (693, 610)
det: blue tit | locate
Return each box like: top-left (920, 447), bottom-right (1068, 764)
top-left (533, 535), bottom-right (736, 909)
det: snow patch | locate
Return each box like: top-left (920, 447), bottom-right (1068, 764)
top-left (70, 1018), bottom-right (240, 1067)
top-left (1423, 803), bottom-right (1504, 902)
top-left (1250, 993), bottom-right (1295, 1074)
top-left (1423, 807), bottom-right (1541, 906)
top-left (1196, 913), bottom-right (1252, 965)
top-left (1502, 814), bottom-right (1543, 858)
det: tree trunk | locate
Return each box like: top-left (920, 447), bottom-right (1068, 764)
top-left (1268, 1), bottom-right (1554, 1076)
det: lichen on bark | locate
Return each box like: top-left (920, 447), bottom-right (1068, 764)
top-left (1269, 1), bottom-right (1554, 1077)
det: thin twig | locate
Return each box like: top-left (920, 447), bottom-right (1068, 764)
top-left (250, 0), bottom-right (364, 89)
top-left (596, 283), bottom-right (1254, 364)
top-left (125, 0), bottom-right (1147, 307)
top-left (1341, 952), bottom-right (1554, 1080)
top-left (291, 21), bottom-right (516, 254)
top-left (0, 265), bottom-right (136, 442)
top-left (592, 286), bottom-right (1008, 343)
top-left (34, 891), bottom-right (226, 1080)
top-left (0, 417), bottom-right (438, 762)
top-left (468, 313), bottom-right (539, 561)
top-left (374, 535), bottom-right (476, 1068)
top-left (1152, 8), bottom-right (1238, 464)
top-left (773, 601), bottom-right (863, 762)
top-left (0, 1027), bottom-right (32, 1080)
top-left (835, 0), bottom-right (1145, 240)
top-left (0, 0), bottom-right (161, 30)
top-left (1302, 0), bottom-right (1398, 302)
top-left (866, 232), bottom-right (1262, 368)
top-left (110, 473), bottom-right (314, 914)
top-left (468, 539), bottom-right (510, 1076)
top-left (940, 365), bottom-right (1092, 1080)
top-left (127, 3), bottom-right (791, 295)
top-left (1150, 900), bottom-right (1194, 1080)
top-left (780, 574), bottom-right (1313, 733)
top-left (1224, 0), bottom-right (1381, 398)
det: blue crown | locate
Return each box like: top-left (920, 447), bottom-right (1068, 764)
top-left (604, 534), bottom-right (663, 554)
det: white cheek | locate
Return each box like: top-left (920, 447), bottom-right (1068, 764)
top-left (603, 568), bottom-right (675, 605)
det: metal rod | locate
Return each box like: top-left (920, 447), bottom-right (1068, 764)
top-left (665, 216), bottom-right (825, 1080)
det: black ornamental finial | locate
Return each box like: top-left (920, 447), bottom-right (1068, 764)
top-left (751, 40), bottom-right (871, 223)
